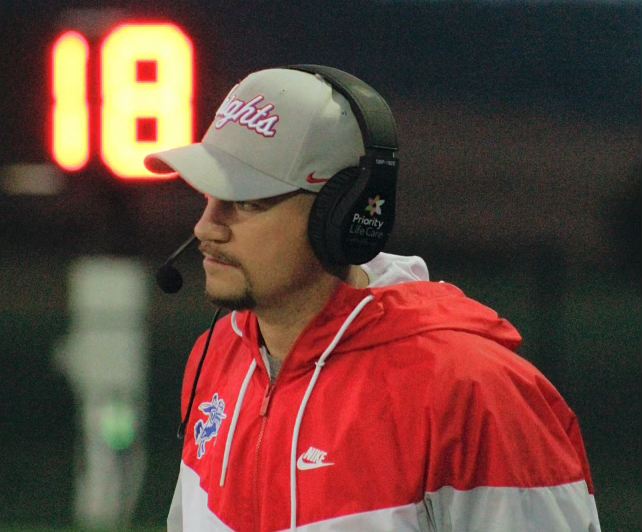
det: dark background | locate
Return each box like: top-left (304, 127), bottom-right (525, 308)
top-left (0, 0), bottom-right (639, 530)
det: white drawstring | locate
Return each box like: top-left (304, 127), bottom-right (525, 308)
top-left (219, 311), bottom-right (251, 486)
top-left (289, 295), bottom-right (374, 530)
top-left (220, 359), bottom-right (257, 487)
top-left (231, 311), bottom-right (243, 337)
top-left (219, 296), bottom-right (375, 528)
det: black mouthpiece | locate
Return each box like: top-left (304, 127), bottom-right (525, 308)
top-left (156, 263), bottom-right (184, 294)
top-left (155, 235), bottom-right (198, 294)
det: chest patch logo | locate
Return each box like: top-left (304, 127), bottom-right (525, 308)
top-left (194, 393), bottom-right (228, 459)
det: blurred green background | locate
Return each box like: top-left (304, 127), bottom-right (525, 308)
top-left (0, 0), bottom-right (639, 530)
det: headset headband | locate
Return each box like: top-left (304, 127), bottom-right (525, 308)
top-left (285, 64), bottom-right (398, 154)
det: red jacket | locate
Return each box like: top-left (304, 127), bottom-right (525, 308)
top-left (168, 255), bottom-right (600, 531)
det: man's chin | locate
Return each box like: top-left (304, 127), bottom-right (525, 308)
top-left (205, 290), bottom-right (256, 312)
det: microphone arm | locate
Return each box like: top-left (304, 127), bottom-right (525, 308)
top-left (166, 234), bottom-right (197, 264)
top-left (156, 235), bottom-right (198, 294)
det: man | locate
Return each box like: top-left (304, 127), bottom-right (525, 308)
top-left (145, 66), bottom-right (601, 531)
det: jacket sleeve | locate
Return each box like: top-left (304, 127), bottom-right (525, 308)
top-left (168, 330), bottom-right (211, 532)
top-left (423, 482), bottom-right (600, 532)
top-left (422, 336), bottom-right (601, 532)
top-left (167, 467), bottom-right (183, 532)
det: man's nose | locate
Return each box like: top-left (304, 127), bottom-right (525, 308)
top-left (194, 198), bottom-right (232, 243)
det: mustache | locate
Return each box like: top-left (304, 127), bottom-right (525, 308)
top-left (198, 243), bottom-right (242, 268)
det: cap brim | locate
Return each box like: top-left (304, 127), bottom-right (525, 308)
top-left (144, 143), bottom-right (300, 201)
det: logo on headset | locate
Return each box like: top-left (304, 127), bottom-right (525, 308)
top-left (349, 196), bottom-right (385, 238)
top-left (365, 195), bottom-right (385, 216)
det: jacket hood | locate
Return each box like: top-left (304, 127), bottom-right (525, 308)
top-left (231, 253), bottom-right (522, 366)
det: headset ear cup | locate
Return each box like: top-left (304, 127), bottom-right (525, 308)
top-left (308, 167), bottom-right (360, 268)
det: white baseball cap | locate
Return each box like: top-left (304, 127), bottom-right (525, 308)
top-left (144, 68), bottom-right (365, 200)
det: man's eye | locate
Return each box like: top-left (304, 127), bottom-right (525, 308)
top-left (235, 201), bottom-right (262, 212)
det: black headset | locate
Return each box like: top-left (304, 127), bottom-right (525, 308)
top-left (285, 65), bottom-right (399, 269)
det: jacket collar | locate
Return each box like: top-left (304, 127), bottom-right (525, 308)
top-left (232, 282), bottom-right (382, 375)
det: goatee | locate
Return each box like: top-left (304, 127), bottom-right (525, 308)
top-left (206, 290), bottom-right (257, 312)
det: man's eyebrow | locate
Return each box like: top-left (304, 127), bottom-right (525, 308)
top-left (251, 190), bottom-right (312, 207)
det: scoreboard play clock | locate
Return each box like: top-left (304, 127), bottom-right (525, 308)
top-left (51, 22), bottom-right (193, 179)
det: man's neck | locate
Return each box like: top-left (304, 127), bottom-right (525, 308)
top-left (256, 265), bottom-right (368, 360)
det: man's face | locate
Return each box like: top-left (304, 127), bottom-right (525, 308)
top-left (194, 190), bottom-right (325, 312)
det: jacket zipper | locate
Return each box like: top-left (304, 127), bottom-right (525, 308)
top-left (254, 381), bottom-right (275, 532)
top-left (254, 344), bottom-right (295, 531)
top-left (260, 382), bottom-right (275, 416)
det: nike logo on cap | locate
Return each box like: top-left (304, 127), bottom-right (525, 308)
top-left (296, 446), bottom-right (334, 470)
top-left (306, 172), bottom-right (330, 184)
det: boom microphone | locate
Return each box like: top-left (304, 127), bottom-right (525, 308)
top-left (156, 235), bottom-right (198, 294)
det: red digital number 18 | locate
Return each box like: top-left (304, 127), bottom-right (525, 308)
top-left (52, 23), bottom-right (193, 179)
